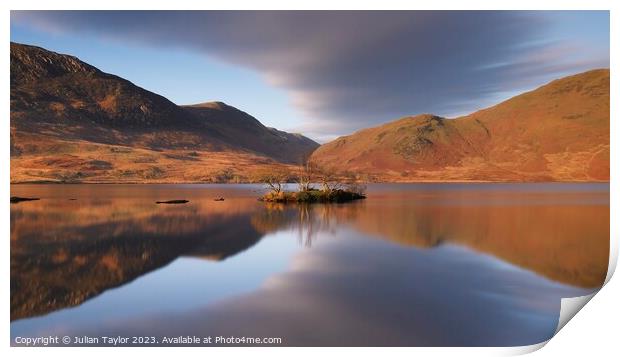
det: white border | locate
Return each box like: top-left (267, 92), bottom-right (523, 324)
top-left (3, 1), bottom-right (617, 356)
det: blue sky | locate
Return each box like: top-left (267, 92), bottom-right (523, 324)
top-left (11, 11), bottom-right (609, 142)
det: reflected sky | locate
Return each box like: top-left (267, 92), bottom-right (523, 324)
top-left (11, 231), bottom-right (300, 336)
top-left (85, 230), bottom-right (590, 346)
top-left (10, 183), bottom-right (609, 346)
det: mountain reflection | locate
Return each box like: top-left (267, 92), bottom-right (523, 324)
top-left (11, 185), bottom-right (267, 321)
top-left (11, 184), bottom-right (608, 325)
top-left (80, 237), bottom-right (592, 346)
top-left (252, 194), bottom-right (608, 288)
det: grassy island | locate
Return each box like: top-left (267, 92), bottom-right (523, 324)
top-left (260, 188), bottom-right (365, 203)
top-left (255, 162), bottom-right (367, 204)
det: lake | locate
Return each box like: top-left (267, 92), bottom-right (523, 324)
top-left (10, 183), bottom-right (609, 346)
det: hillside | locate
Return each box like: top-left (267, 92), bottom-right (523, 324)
top-left (311, 69), bottom-right (609, 182)
top-left (10, 42), bottom-right (319, 183)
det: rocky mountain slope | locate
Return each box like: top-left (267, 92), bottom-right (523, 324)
top-left (10, 42), bottom-right (319, 183)
top-left (311, 69), bottom-right (609, 182)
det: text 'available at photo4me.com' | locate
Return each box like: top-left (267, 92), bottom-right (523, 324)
top-left (14, 335), bottom-right (284, 346)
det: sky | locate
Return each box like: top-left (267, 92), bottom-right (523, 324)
top-left (10, 11), bottom-right (609, 143)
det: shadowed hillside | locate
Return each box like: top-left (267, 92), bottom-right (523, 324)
top-left (311, 69), bottom-right (609, 182)
top-left (10, 42), bottom-right (319, 183)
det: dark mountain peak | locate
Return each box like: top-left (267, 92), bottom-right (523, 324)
top-left (183, 101), bottom-right (319, 162)
top-left (11, 42), bottom-right (100, 86)
top-left (11, 42), bottom-right (191, 129)
top-left (11, 42), bottom-right (319, 180)
top-left (183, 101), bottom-right (265, 129)
top-left (185, 101), bottom-right (230, 110)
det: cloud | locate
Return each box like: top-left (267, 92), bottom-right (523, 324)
top-left (11, 11), bottom-right (609, 138)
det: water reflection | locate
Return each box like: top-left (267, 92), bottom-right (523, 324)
top-left (81, 236), bottom-right (592, 346)
top-left (11, 185), bottom-right (266, 321)
top-left (254, 196), bottom-right (609, 288)
top-left (10, 184), bottom-right (609, 346)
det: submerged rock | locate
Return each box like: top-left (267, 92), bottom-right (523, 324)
top-left (155, 200), bottom-right (189, 204)
top-left (10, 197), bottom-right (40, 204)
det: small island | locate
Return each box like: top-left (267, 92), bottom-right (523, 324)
top-left (255, 162), bottom-right (366, 203)
top-left (260, 188), bottom-right (365, 203)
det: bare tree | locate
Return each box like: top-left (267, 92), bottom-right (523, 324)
top-left (253, 167), bottom-right (290, 194)
top-left (342, 170), bottom-right (367, 195)
top-left (295, 158), bottom-right (317, 192)
top-left (315, 165), bottom-right (344, 193)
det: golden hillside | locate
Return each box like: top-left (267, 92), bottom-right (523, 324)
top-left (311, 69), bottom-right (609, 182)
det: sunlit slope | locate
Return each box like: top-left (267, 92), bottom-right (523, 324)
top-left (311, 69), bottom-right (609, 182)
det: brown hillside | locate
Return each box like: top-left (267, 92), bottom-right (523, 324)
top-left (311, 69), bottom-right (610, 182)
top-left (10, 42), bottom-right (319, 183)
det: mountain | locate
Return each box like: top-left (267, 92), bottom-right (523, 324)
top-left (311, 69), bottom-right (609, 182)
top-left (10, 42), bottom-right (319, 183)
top-left (183, 101), bottom-right (318, 163)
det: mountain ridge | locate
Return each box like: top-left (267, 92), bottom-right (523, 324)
top-left (10, 42), bottom-right (319, 183)
top-left (11, 42), bottom-right (609, 183)
top-left (311, 68), bottom-right (609, 182)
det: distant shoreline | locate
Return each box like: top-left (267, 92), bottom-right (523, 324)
top-left (9, 180), bottom-right (610, 185)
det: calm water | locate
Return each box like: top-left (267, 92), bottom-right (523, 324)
top-left (10, 183), bottom-right (609, 346)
